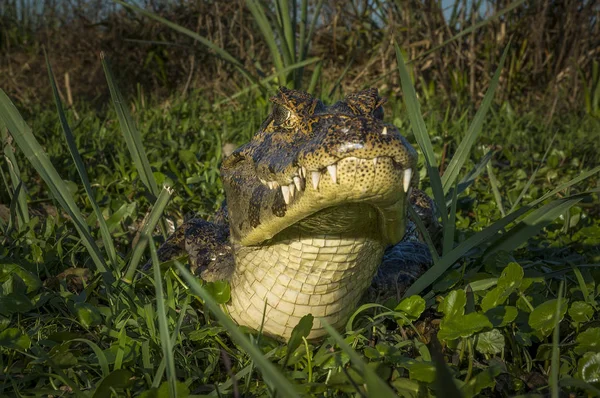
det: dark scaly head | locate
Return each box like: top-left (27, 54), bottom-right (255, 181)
top-left (220, 87), bottom-right (418, 246)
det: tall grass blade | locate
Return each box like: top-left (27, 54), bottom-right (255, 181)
top-left (485, 193), bottom-right (590, 256)
top-left (442, 42), bottom-right (510, 194)
top-left (113, 0), bottom-right (258, 86)
top-left (550, 281), bottom-right (565, 398)
top-left (307, 60), bottom-right (323, 94)
top-left (446, 149), bottom-right (495, 207)
top-left (430, 335), bottom-right (463, 398)
top-left (275, 0), bottom-right (295, 65)
top-left (443, 182), bottom-right (459, 255)
top-left (174, 262), bottom-right (301, 398)
top-left (1, 124), bottom-right (29, 227)
top-left (246, 0), bottom-right (287, 86)
top-left (122, 185), bottom-right (174, 282)
top-left (320, 318), bottom-right (398, 396)
top-left (395, 44), bottom-right (447, 223)
top-left (0, 89), bottom-right (109, 275)
top-left (101, 53), bottom-right (160, 199)
top-left (7, 180), bottom-right (23, 232)
top-left (150, 241), bottom-right (178, 398)
top-left (46, 54), bottom-right (118, 268)
top-left (486, 162), bottom-right (506, 217)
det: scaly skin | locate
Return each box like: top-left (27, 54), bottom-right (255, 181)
top-left (152, 87), bottom-right (439, 339)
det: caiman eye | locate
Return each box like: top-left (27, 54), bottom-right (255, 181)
top-left (272, 105), bottom-right (291, 125)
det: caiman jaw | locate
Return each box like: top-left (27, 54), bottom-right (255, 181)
top-left (252, 154), bottom-right (414, 246)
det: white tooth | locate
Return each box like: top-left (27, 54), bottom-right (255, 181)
top-left (382, 127), bottom-right (388, 135)
top-left (289, 183), bottom-right (295, 198)
top-left (281, 185), bottom-right (290, 204)
top-left (267, 181), bottom-right (274, 189)
top-left (301, 166), bottom-right (307, 178)
top-left (294, 176), bottom-right (303, 191)
top-left (372, 157), bottom-right (378, 167)
top-left (327, 164), bottom-right (337, 184)
top-left (403, 168), bottom-right (413, 193)
top-left (311, 171), bottom-right (320, 190)
top-left (259, 178), bottom-right (266, 185)
top-left (272, 181), bottom-right (279, 189)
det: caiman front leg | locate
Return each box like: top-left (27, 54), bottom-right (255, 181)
top-left (146, 216), bottom-right (235, 282)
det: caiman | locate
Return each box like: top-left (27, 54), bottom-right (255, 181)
top-left (151, 87), bottom-right (439, 339)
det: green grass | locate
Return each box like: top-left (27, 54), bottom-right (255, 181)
top-left (1, 65), bottom-right (600, 397)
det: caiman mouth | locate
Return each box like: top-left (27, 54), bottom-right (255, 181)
top-left (241, 152), bottom-right (414, 247)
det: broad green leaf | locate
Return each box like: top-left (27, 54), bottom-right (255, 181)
top-left (481, 263), bottom-right (523, 311)
top-left (461, 365), bottom-right (503, 397)
top-left (204, 280), bottom-right (231, 304)
top-left (92, 369), bottom-right (134, 398)
top-left (475, 329), bottom-right (505, 355)
top-left (284, 314), bottom-right (313, 367)
top-left (438, 290), bottom-right (466, 317)
top-left (395, 295), bottom-right (426, 320)
top-left (408, 362), bottom-right (436, 383)
top-left (0, 328), bottom-right (31, 350)
top-left (138, 381), bottom-right (190, 398)
top-left (438, 313), bottom-right (492, 341)
top-left (529, 298), bottom-right (568, 339)
top-left (0, 293), bottom-right (33, 315)
top-left (73, 303), bottom-right (103, 328)
top-left (569, 301), bottom-right (594, 324)
top-left (0, 262), bottom-right (41, 293)
top-left (578, 352), bottom-right (600, 386)
top-left (575, 328), bottom-right (600, 355)
top-left (497, 262), bottom-right (524, 290)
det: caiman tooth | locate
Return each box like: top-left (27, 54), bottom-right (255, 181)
top-left (382, 126), bottom-right (388, 135)
top-left (403, 168), bottom-right (413, 193)
top-left (267, 181), bottom-right (274, 189)
top-left (289, 183), bottom-right (295, 198)
top-left (311, 171), bottom-right (320, 190)
top-left (301, 166), bottom-right (307, 178)
top-left (293, 176), bottom-right (303, 191)
top-left (281, 185), bottom-right (291, 204)
top-left (372, 157), bottom-right (378, 167)
top-left (327, 164), bottom-right (337, 184)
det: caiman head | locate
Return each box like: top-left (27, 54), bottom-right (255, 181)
top-left (220, 87), bottom-right (418, 248)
